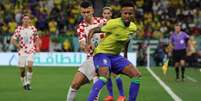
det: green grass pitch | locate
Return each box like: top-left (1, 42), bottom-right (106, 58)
top-left (0, 66), bottom-right (200, 101)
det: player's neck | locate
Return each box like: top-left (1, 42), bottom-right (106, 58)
top-left (176, 31), bottom-right (181, 34)
top-left (22, 24), bottom-right (30, 28)
top-left (85, 17), bottom-right (94, 24)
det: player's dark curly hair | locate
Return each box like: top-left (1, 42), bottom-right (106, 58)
top-left (80, 1), bottom-right (92, 8)
top-left (120, 0), bottom-right (134, 8)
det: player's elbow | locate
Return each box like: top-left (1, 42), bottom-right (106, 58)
top-left (11, 37), bottom-right (16, 45)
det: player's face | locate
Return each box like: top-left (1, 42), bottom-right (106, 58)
top-left (102, 9), bottom-right (112, 20)
top-left (121, 7), bottom-right (134, 23)
top-left (22, 17), bottom-right (31, 26)
top-left (175, 25), bottom-right (181, 33)
top-left (80, 7), bottom-right (94, 21)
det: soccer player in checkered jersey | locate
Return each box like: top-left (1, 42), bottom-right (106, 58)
top-left (66, 1), bottom-right (106, 101)
top-left (11, 15), bottom-right (41, 90)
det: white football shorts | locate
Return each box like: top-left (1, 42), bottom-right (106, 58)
top-left (18, 49), bottom-right (34, 67)
top-left (78, 57), bottom-right (96, 81)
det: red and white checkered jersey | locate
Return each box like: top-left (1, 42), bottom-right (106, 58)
top-left (77, 17), bottom-right (107, 57)
top-left (12, 25), bottom-right (38, 55)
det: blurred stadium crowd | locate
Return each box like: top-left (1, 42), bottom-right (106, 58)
top-left (0, 0), bottom-right (201, 66)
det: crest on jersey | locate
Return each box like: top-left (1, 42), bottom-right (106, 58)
top-left (103, 59), bottom-right (108, 64)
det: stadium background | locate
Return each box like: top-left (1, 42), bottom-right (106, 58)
top-left (0, 0), bottom-right (201, 66)
top-left (0, 0), bottom-right (201, 101)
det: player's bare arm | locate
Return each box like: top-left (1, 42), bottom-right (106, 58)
top-left (79, 40), bottom-right (90, 53)
top-left (34, 34), bottom-right (41, 52)
top-left (124, 40), bottom-right (130, 58)
top-left (11, 37), bottom-right (21, 50)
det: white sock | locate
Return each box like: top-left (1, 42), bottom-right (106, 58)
top-left (20, 77), bottom-right (26, 86)
top-left (93, 76), bottom-right (98, 84)
top-left (66, 86), bottom-right (77, 101)
top-left (26, 72), bottom-right (32, 84)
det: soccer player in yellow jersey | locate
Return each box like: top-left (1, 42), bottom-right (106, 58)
top-left (102, 7), bottom-right (126, 101)
top-left (66, 1), bottom-right (106, 101)
top-left (87, 1), bottom-right (141, 101)
top-left (11, 15), bottom-right (41, 90)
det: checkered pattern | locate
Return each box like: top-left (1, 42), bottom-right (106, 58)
top-left (77, 17), bottom-right (107, 57)
top-left (13, 25), bottom-right (38, 56)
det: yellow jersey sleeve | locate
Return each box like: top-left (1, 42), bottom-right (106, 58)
top-left (129, 22), bottom-right (138, 32)
top-left (101, 19), bottom-right (116, 33)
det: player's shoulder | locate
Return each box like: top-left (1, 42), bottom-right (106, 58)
top-left (181, 31), bottom-right (189, 37)
top-left (77, 22), bottom-right (85, 33)
top-left (30, 25), bottom-right (37, 29)
top-left (16, 25), bottom-right (23, 30)
top-left (13, 25), bottom-right (22, 35)
top-left (109, 18), bottom-right (120, 22)
top-left (78, 20), bottom-right (86, 28)
top-left (181, 31), bottom-right (188, 34)
top-left (93, 17), bottom-right (107, 23)
top-left (30, 25), bottom-right (37, 32)
top-left (129, 22), bottom-right (137, 31)
top-left (77, 22), bottom-right (85, 34)
top-left (105, 18), bottom-right (120, 25)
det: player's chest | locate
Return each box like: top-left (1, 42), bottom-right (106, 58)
top-left (173, 34), bottom-right (185, 41)
top-left (112, 27), bottom-right (131, 38)
top-left (20, 29), bottom-right (34, 37)
top-left (173, 35), bottom-right (186, 45)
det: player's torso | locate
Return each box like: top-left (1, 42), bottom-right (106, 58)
top-left (19, 28), bottom-right (35, 45)
top-left (18, 26), bottom-right (36, 54)
top-left (95, 18), bottom-right (136, 55)
top-left (172, 32), bottom-right (187, 50)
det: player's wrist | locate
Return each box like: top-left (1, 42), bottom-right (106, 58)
top-left (16, 44), bottom-right (21, 50)
top-left (35, 47), bottom-right (40, 52)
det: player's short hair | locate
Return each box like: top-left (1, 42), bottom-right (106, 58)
top-left (174, 22), bottom-right (182, 27)
top-left (80, 1), bottom-right (92, 8)
top-left (20, 15), bottom-right (31, 23)
top-left (103, 7), bottom-right (112, 12)
top-left (120, 1), bottom-right (134, 8)
top-left (22, 15), bottom-right (30, 19)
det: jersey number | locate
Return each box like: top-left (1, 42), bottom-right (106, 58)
top-left (24, 36), bottom-right (29, 44)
